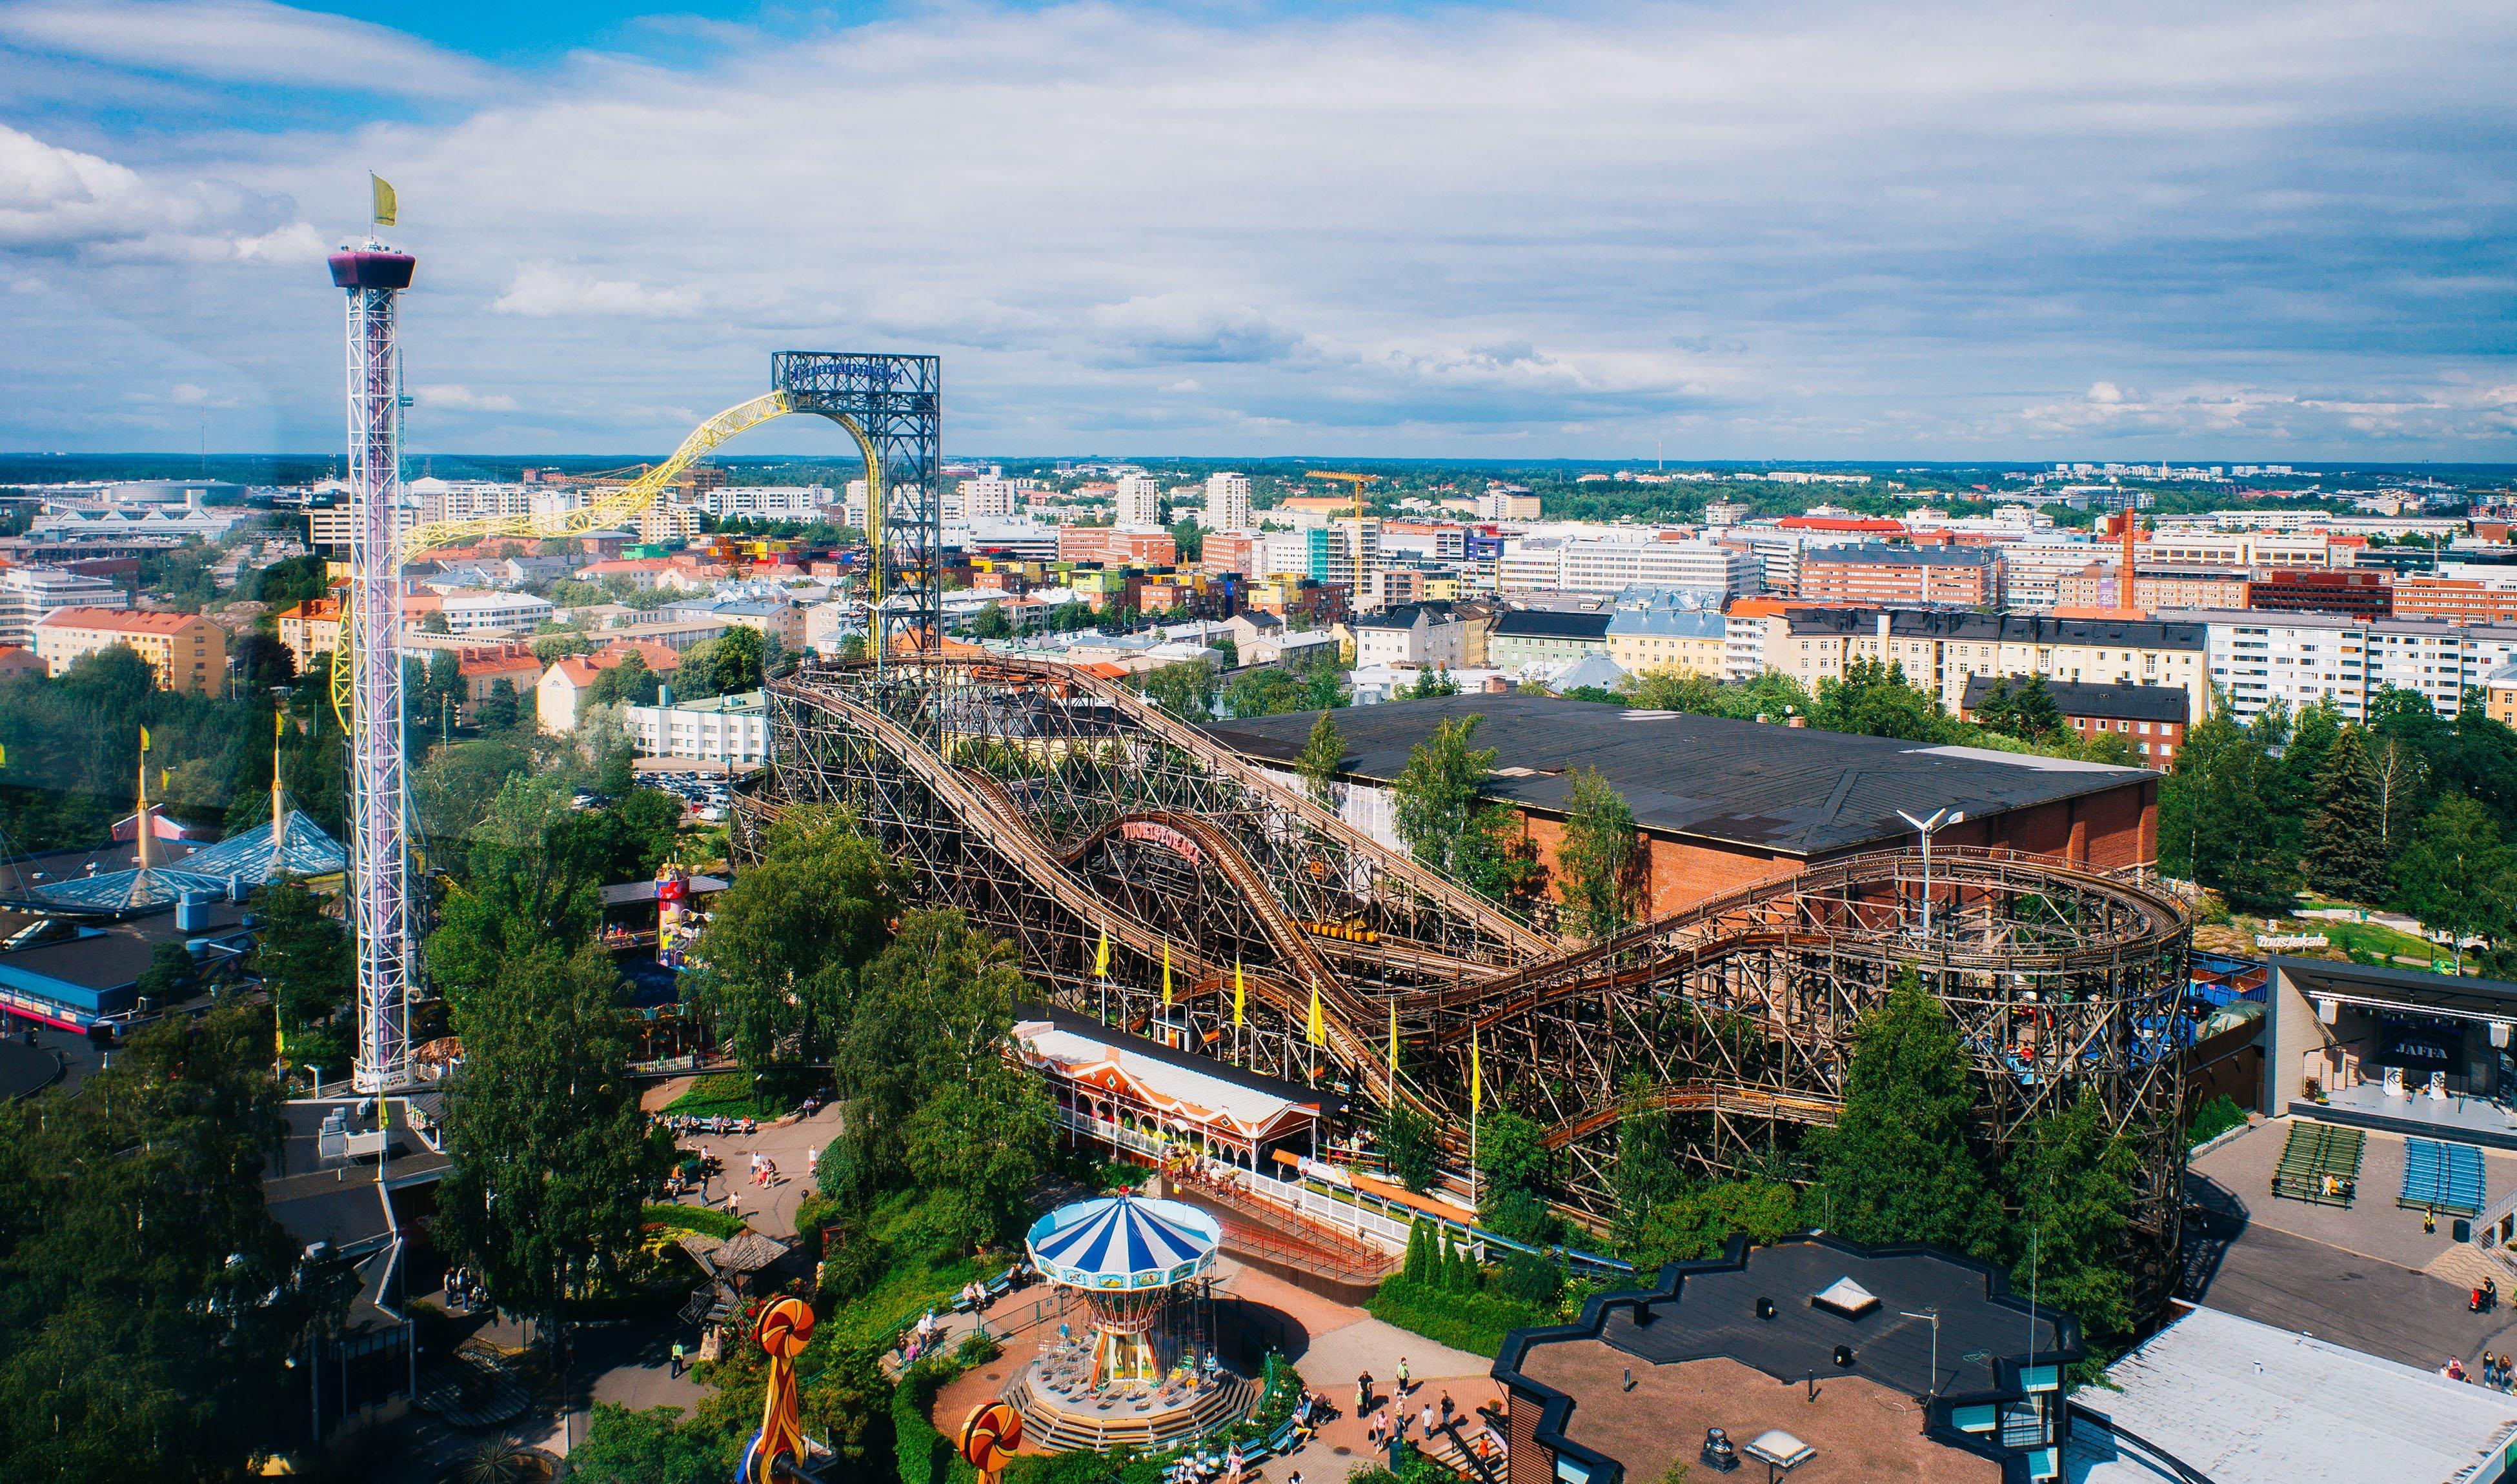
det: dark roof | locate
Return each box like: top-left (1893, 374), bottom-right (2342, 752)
top-left (1959, 676), bottom-right (2188, 724)
top-left (1494, 1235), bottom-right (2082, 1483)
top-left (1203, 693), bottom-right (2152, 857)
top-left (1782, 607), bottom-right (2207, 650)
top-left (1492, 609), bottom-right (1613, 641)
top-left (1801, 543), bottom-right (1997, 568)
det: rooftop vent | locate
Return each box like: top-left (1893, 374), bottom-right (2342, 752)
top-left (1811, 1276), bottom-right (1879, 1318)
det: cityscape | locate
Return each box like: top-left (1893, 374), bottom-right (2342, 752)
top-left (3, 6), bottom-right (2516, 1484)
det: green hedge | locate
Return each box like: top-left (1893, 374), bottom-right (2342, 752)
top-left (643, 1203), bottom-right (746, 1239)
top-left (1368, 1273), bottom-right (1553, 1356)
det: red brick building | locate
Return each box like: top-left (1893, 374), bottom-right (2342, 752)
top-left (1208, 693), bottom-right (2159, 920)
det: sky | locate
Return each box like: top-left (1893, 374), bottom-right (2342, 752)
top-left (0, 0), bottom-right (2512, 461)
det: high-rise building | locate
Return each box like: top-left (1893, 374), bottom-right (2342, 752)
top-left (1115, 475), bottom-right (1164, 531)
top-left (1204, 471), bottom-right (1252, 532)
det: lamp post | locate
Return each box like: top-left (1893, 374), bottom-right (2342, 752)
top-left (1894, 807), bottom-right (1964, 940)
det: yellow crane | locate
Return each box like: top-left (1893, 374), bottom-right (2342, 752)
top-left (1304, 470), bottom-right (1379, 607)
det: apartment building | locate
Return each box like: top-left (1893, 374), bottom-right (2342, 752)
top-left (1351, 603), bottom-right (1467, 670)
top-left (2168, 609), bottom-right (2517, 723)
top-left (275, 597), bottom-right (343, 672)
top-left (1797, 544), bottom-right (2002, 608)
top-left (1204, 472), bottom-right (1251, 533)
top-left (2144, 530), bottom-right (2343, 568)
top-left (1759, 608), bottom-right (2211, 722)
top-left (1606, 608), bottom-right (1728, 679)
top-left (2394, 576), bottom-right (2517, 625)
top-left (2054, 565), bottom-right (2251, 613)
top-left (34, 607), bottom-right (227, 693)
top-left (0, 565), bottom-right (125, 647)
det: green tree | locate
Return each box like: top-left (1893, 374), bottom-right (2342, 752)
top-left (1972, 674), bottom-right (2063, 741)
top-left (826, 910), bottom-right (1047, 1248)
top-left (2303, 727), bottom-right (2391, 903)
top-left (1803, 973), bottom-right (1999, 1257)
top-left (0, 1006), bottom-right (338, 1483)
top-left (1296, 710), bottom-right (1346, 810)
top-left (2002, 1088), bottom-right (2140, 1343)
top-left (434, 943), bottom-right (658, 1337)
top-left (2392, 796), bottom-right (2514, 973)
top-left (1473, 1108), bottom-right (1554, 1243)
top-left (1379, 1103), bottom-right (1439, 1192)
top-left (1628, 1180), bottom-right (1803, 1270)
top-left (1391, 715), bottom-right (1535, 904)
top-left (692, 806), bottom-right (895, 1068)
top-left (1557, 767), bottom-right (1642, 941)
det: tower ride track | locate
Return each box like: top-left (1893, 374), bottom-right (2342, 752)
top-left (756, 654), bottom-right (2190, 1302)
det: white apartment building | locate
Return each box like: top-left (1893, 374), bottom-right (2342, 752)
top-left (1501, 536), bottom-right (1759, 598)
top-left (434, 591), bottom-right (557, 634)
top-left (410, 478), bottom-right (532, 525)
top-left (1204, 472), bottom-right (1252, 533)
top-left (623, 690), bottom-right (769, 765)
top-left (2177, 610), bottom-right (2517, 723)
top-left (2143, 530), bottom-right (2343, 569)
top-left (1115, 475), bottom-right (1164, 531)
top-left (703, 485), bottom-right (831, 520)
top-left (0, 565), bottom-right (126, 648)
top-left (956, 477), bottom-right (1018, 521)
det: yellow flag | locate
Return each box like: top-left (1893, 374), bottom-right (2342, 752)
top-left (1094, 925), bottom-right (1109, 978)
top-left (1232, 961), bottom-right (1246, 1027)
top-left (1470, 1026), bottom-right (1481, 1109)
top-left (370, 172), bottom-right (398, 227)
top-left (1161, 945), bottom-right (1173, 1007)
top-left (1388, 1001), bottom-right (1399, 1078)
top-left (138, 725), bottom-right (150, 752)
top-left (1306, 983), bottom-right (1325, 1047)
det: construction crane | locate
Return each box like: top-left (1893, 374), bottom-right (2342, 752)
top-left (1305, 471), bottom-right (1379, 608)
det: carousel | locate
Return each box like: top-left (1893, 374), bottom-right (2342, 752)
top-left (1006, 1195), bottom-right (1257, 1452)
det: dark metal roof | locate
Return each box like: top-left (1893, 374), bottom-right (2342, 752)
top-left (1495, 1234), bottom-right (2081, 1412)
top-left (1492, 610), bottom-right (1613, 640)
top-left (1959, 676), bottom-right (2189, 725)
top-left (1204, 693), bottom-right (2152, 857)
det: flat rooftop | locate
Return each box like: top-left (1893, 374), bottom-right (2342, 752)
top-left (1205, 694), bottom-right (2151, 856)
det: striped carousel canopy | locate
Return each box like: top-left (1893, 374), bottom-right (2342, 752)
top-left (1024, 1196), bottom-right (1221, 1292)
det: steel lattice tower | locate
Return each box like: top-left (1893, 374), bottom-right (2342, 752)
top-left (330, 243), bottom-right (416, 1093)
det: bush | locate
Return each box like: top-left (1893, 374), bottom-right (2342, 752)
top-left (643, 1203), bottom-right (746, 1239)
top-left (1368, 1272), bottom-right (1553, 1356)
top-left (2187, 1094), bottom-right (2249, 1149)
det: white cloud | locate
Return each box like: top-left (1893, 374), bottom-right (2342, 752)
top-left (3, 0), bottom-right (2516, 454)
top-left (0, 1), bottom-right (489, 97)
top-left (413, 383), bottom-right (518, 412)
top-left (490, 265), bottom-right (702, 319)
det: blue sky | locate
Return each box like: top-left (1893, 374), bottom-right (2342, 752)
top-left (1, 0), bottom-right (2512, 459)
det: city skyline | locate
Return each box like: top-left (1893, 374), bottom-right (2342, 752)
top-left (1, 0), bottom-right (2512, 459)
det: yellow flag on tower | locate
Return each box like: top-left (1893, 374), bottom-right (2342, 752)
top-left (1094, 925), bottom-right (1109, 979)
top-left (1232, 961), bottom-right (1246, 1027)
top-left (1306, 982), bottom-right (1325, 1047)
top-left (1161, 945), bottom-right (1173, 1007)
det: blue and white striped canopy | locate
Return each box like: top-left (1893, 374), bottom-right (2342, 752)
top-left (1024, 1196), bottom-right (1220, 1292)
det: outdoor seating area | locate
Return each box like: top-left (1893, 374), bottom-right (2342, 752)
top-left (2273, 1121), bottom-right (2365, 1206)
top-left (2401, 1138), bottom-right (2488, 1217)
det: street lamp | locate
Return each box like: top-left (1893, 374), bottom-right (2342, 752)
top-left (1895, 808), bottom-right (1965, 939)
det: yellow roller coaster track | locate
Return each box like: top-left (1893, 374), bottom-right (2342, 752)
top-left (332, 390), bottom-right (883, 732)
